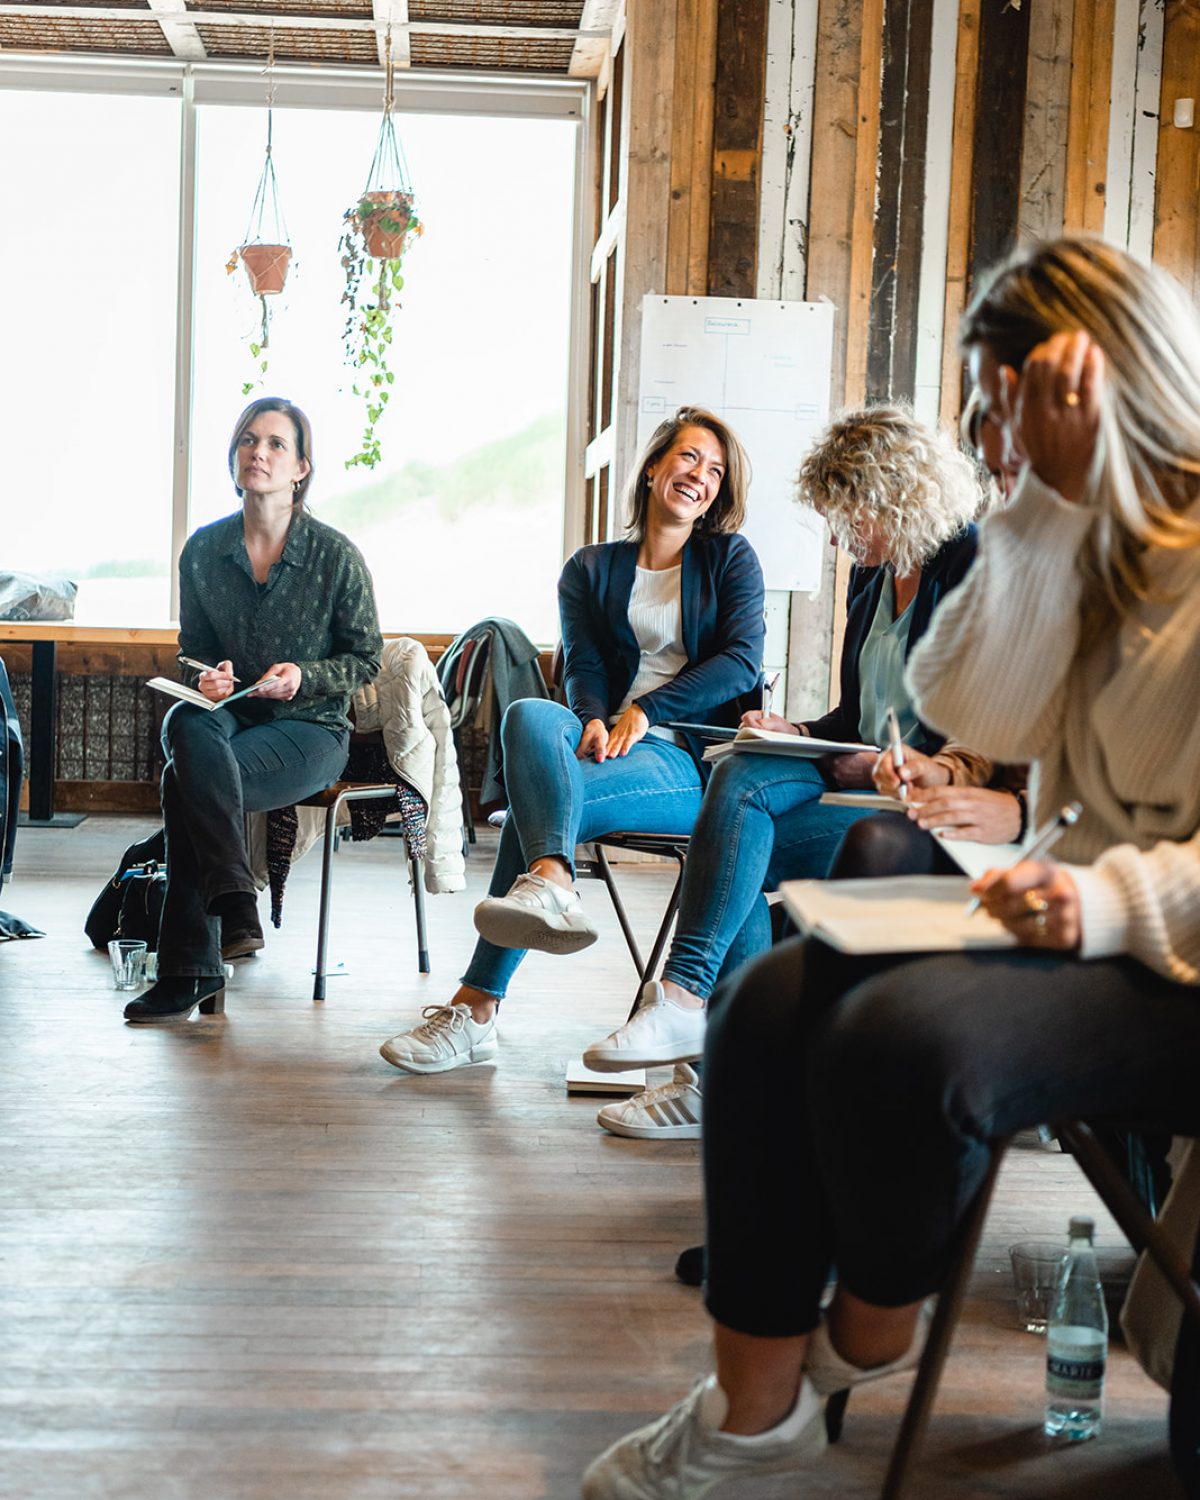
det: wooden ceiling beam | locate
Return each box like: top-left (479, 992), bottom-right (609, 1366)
top-left (146, 0), bottom-right (206, 60)
top-left (0, 6), bottom-right (601, 41)
top-left (372, 0), bottom-right (409, 69)
top-left (569, 0), bottom-right (619, 78)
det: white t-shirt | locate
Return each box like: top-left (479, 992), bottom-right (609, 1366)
top-left (615, 564), bottom-right (686, 739)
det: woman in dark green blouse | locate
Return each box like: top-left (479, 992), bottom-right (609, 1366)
top-left (125, 398), bottom-right (383, 1023)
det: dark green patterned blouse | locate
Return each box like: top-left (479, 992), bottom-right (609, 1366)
top-left (177, 508), bottom-right (383, 732)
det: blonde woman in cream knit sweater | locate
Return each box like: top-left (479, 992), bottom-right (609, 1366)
top-left (584, 238), bottom-right (1200, 1500)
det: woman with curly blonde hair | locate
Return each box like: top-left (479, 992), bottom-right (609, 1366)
top-left (580, 403), bottom-right (994, 1111)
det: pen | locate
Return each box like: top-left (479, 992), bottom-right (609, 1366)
top-left (180, 657), bottom-right (241, 684)
top-left (886, 705), bottom-right (907, 801)
top-left (963, 800), bottom-right (1084, 917)
top-left (762, 672), bottom-right (781, 715)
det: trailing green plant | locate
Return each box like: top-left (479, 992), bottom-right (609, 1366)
top-left (339, 193), bottom-right (422, 469)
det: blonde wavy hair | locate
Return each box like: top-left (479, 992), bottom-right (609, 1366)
top-left (960, 237), bottom-right (1200, 626)
top-left (795, 404), bottom-right (981, 577)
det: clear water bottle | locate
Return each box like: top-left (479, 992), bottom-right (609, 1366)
top-left (1045, 1215), bottom-right (1107, 1441)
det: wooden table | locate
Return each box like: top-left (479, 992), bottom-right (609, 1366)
top-left (0, 625), bottom-right (180, 823)
top-left (0, 627), bottom-right (457, 823)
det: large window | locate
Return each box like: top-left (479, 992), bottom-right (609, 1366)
top-left (0, 89), bottom-right (181, 623)
top-left (192, 106), bottom-right (576, 641)
top-left (0, 72), bottom-right (580, 643)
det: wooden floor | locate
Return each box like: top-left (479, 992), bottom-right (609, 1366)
top-left (0, 816), bottom-right (1182, 1500)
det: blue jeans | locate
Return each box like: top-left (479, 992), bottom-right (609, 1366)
top-left (662, 752), bottom-right (873, 1000)
top-left (158, 703), bottom-right (348, 978)
top-left (461, 698), bottom-right (702, 999)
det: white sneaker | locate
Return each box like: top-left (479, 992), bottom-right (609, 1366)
top-left (598, 1065), bottom-right (703, 1140)
top-left (379, 1004), bottom-right (498, 1074)
top-left (473, 872), bottom-right (599, 954)
top-left (583, 982), bottom-right (707, 1071)
top-left (804, 1303), bottom-right (933, 1395)
top-left (582, 1372), bottom-right (826, 1500)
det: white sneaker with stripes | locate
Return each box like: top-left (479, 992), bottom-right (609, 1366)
top-left (597, 1064), bottom-right (702, 1140)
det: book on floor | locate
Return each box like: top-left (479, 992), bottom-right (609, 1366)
top-left (703, 726), bottom-right (878, 763)
top-left (145, 676), bottom-right (279, 711)
top-left (779, 875), bottom-right (1015, 955)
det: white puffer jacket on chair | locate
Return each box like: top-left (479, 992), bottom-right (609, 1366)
top-left (352, 637), bottom-right (466, 893)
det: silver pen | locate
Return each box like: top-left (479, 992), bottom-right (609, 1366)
top-left (180, 657), bottom-right (241, 684)
top-left (964, 801), bottom-right (1084, 917)
top-left (886, 706), bottom-right (907, 801)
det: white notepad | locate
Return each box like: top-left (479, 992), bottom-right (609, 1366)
top-left (146, 676), bottom-right (279, 711)
top-left (779, 875), bottom-right (1016, 955)
top-left (703, 727), bottom-right (878, 763)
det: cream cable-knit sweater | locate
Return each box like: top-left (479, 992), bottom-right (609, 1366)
top-left (908, 470), bottom-right (1200, 986)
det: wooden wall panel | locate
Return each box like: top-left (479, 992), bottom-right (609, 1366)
top-left (970, 0), bottom-right (1031, 279)
top-left (709, 0), bottom-right (770, 295)
top-left (939, 0), bottom-right (982, 428)
top-left (1020, 0), bottom-right (1075, 244)
top-left (1154, 1), bottom-right (1200, 299)
top-left (667, 0), bottom-right (718, 296)
top-left (1064, 0), bottom-right (1116, 234)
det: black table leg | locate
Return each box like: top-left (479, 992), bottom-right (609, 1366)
top-left (28, 641), bottom-right (56, 822)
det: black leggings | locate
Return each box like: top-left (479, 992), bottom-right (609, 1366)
top-left (701, 933), bottom-right (1200, 1339)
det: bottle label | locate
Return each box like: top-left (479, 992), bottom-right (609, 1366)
top-left (1046, 1351), bottom-right (1105, 1400)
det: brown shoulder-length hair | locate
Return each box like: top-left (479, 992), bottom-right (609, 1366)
top-left (623, 405), bottom-right (750, 540)
top-left (227, 397), bottom-right (315, 507)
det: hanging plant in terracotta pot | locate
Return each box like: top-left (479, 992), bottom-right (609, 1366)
top-left (339, 33), bottom-right (423, 470)
top-left (226, 42), bottom-right (293, 394)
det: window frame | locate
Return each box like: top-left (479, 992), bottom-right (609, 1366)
top-left (0, 54), bottom-right (591, 626)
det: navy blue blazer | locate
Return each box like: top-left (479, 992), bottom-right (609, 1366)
top-left (558, 531), bottom-right (765, 778)
top-left (804, 526), bottom-right (978, 753)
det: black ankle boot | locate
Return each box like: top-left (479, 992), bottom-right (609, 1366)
top-left (210, 891), bottom-right (265, 961)
top-left (124, 975), bottom-right (226, 1024)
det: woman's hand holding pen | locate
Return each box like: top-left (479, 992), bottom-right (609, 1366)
top-left (905, 786), bottom-right (1023, 843)
top-left (250, 662), bottom-right (302, 701)
top-left (872, 744), bottom-right (949, 799)
top-left (972, 858), bottom-right (1082, 950)
top-left (739, 710), bottom-right (798, 735)
top-left (198, 659), bottom-right (236, 703)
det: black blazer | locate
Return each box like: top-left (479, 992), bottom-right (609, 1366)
top-left (804, 526), bottom-right (978, 753)
top-left (558, 531), bottom-right (765, 778)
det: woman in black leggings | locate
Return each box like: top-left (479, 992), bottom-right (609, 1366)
top-left (583, 238), bottom-right (1200, 1499)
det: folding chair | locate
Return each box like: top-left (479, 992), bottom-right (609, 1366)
top-left (865, 1120), bottom-right (1200, 1499)
top-left (300, 779), bottom-right (430, 1001)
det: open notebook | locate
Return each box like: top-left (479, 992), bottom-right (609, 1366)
top-left (146, 676), bottom-right (279, 711)
top-left (703, 726), bottom-right (877, 763)
top-left (780, 875), bottom-right (1015, 955)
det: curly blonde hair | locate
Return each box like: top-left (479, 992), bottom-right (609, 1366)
top-left (796, 404), bottom-right (981, 577)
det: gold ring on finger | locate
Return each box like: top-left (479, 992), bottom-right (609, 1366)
top-left (1063, 391), bottom-right (1081, 407)
top-left (1023, 890), bottom-right (1050, 916)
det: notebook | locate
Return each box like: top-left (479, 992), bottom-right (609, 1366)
top-left (703, 726), bottom-right (878, 763)
top-left (779, 875), bottom-right (1015, 955)
top-left (146, 676), bottom-right (279, 711)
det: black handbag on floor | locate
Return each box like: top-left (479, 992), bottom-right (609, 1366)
top-left (85, 829), bottom-right (167, 951)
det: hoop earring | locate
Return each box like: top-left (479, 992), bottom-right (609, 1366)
top-left (292, 480), bottom-right (301, 493)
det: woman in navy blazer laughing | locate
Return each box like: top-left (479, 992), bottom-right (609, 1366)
top-left (380, 407), bottom-right (765, 1075)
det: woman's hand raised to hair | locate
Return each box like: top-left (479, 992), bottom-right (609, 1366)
top-left (1015, 330), bottom-right (1104, 503)
top-left (577, 718), bottom-right (610, 762)
top-left (198, 660), bottom-right (236, 703)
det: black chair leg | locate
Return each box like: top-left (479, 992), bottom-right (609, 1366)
top-left (593, 844), bottom-right (646, 975)
top-left (312, 801), bottom-right (341, 1002)
top-left (881, 1138), bottom-right (1011, 1500)
top-left (624, 857), bottom-right (685, 1022)
top-left (411, 856), bottom-right (430, 974)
